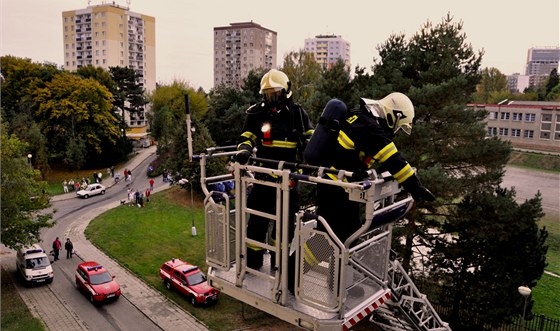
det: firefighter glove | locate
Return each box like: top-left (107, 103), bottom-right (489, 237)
top-left (402, 177), bottom-right (436, 202)
top-left (235, 149), bottom-right (251, 165)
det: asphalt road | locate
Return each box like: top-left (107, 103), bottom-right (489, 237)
top-left (42, 152), bottom-right (160, 331)
top-left (502, 166), bottom-right (560, 217)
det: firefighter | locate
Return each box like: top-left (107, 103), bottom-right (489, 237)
top-left (314, 93), bottom-right (435, 243)
top-left (235, 69), bottom-right (314, 274)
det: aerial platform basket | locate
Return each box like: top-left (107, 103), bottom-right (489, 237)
top-left (194, 146), bottom-right (450, 331)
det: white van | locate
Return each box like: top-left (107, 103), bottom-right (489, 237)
top-left (16, 244), bottom-right (54, 285)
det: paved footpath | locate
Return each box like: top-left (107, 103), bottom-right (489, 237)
top-left (1, 146), bottom-right (209, 331)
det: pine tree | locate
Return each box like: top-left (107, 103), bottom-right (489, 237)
top-left (359, 13), bottom-right (546, 325)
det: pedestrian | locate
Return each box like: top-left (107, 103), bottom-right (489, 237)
top-left (145, 188), bottom-right (151, 202)
top-left (235, 69), bottom-right (313, 291)
top-left (110, 165), bottom-right (115, 177)
top-left (65, 238), bottom-right (74, 259)
top-left (52, 237), bottom-right (61, 261)
top-left (128, 188), bottom-right (134, 206)
top-left (63, 180), bottom-right (69, 193)
top-left (310, 94), bottom-right (435, 244)
top-left (98, 172), bottom-right (103, 183)
top-left (124, 169), bottom-right (129, 181)
top-left (69, 179), bottom-right (75, 191)
top-left (75, 181), bottom-right (80, 191)
top-left (149, 178), bottom-right (154, 191)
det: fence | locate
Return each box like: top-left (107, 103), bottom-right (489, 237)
top-left (434, 305), bottom-right (559, 331)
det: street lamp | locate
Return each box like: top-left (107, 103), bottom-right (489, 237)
top-left (27, 154), bottom-right (32, 167)
top-left (179, 178), bottom-right (197, 236)
top-left (518, 285), bottom-right (531, 331)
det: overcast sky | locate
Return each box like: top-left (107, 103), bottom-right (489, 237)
top-left (1, 0), bottom-right (558, 91)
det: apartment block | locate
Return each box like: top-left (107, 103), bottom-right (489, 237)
top-left (471, 100), bottom-right (560, 153)
top-left (525, 47), bottom-right (560, 76)
top-left (506, 74), bottom-right (530, 93)
top-left (62, 3), bottom-right (155, 128)
top-left (304, 34), bottom-right (351, 70)
top-left (213, 21), bottom-right (277, 88)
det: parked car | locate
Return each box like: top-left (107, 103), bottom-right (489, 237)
top-left (159, 258), bottom-right (220, 306)
top-left (75, 261), bottom-right (121, 304)
top-left (76, 184), bottom-right (106, 199)
top-left (16, 244), bottom-right (54, 286)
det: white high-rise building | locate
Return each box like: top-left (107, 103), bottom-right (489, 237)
top-left (304, 34), bottom-right (351, 70)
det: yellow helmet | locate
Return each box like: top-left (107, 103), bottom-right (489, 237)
top-left (360, 92), bottom-right (414, 135)
top-left (260, 69), bottom-right (292, 100)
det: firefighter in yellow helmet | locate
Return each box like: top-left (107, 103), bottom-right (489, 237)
top-left (235, 69), bottom-right (313, 282)
top-left (313, 93), bottom-right (435, 242)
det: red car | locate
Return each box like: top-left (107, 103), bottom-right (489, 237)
top-left (75, 261), bottom-right (121, 304)
top-left (159, 258), bottom-right (220, 306)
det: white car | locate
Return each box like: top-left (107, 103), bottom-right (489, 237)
top-left (77, 184), bottom-right (106, 199)
top-left (16, 244), bottom-right (54, 285)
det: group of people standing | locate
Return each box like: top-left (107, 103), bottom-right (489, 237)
top-left (52, 237), bottom-right (73, 260)
top-left (126, 183), bottom-right (152, 207)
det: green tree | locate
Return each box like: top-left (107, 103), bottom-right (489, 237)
top-left (473, 67), bottom-right (509, 103)
top-left (545, 68), bottom-right (560, 100)
top-left (76, 65), bottom-right (117, 94)
top-left (1, 120), bottom-right (54, 249)
top-left (150, 80), bottom-right (207, 149)
top-left (428, 189), bottom-right (547, 329)
top-left (0, 56), bottom-right (59, 124)
top-left (280, 50), bottom-right (322, 113)
top-left (308, 59), bottom-right (353, 122)
top-left (109, 66), bottom-right (147, 132)
top-left (367, 13), bottom-right (545, 326)
top-left (203, 71), bottom-right (262, 146)
top-left (32, 73), bottom-right (120, 166)
top-left (149, 80), bottom-right (217, 185)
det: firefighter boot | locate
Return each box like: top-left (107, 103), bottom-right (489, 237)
top-left (246, 249), bottom-right (264, 269)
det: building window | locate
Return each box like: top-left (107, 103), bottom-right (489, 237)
top-left (542, 114), bottom-right (552, 122)
top-left (96, 60), bottom-right (99, 64)
top-left (525, 113), bottom-right (535, 122)
top-left (512, 113), bottom-right (522, 121)
top-left (500, 112), bottom-right (510, 120)
top-left (541, 123), bottom-right (552, 130)
top-left (540, 131), bottom-right (550, 139)
top-left (102, 59), bottom-right (106, 64)
top-left (488, 112), bottom-right (497, 119)
top-left (102, 40), bottom-right (106, 46)
top-left (499, 128), bottom-right (509, 136)
top-left (487, 127), bottom-right (497, 136)
top-left (524, 130), bottom-right (534, 138)
top-left (511, 129), bottom-right (521, 137)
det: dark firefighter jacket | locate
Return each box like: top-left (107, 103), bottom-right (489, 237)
top-left (327, 108), bottom-right (418, 185)
top-left (237, 101), bottom-right (314, 163)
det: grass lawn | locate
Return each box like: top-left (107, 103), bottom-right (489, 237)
top-left (0, 267), bottom-right (45, 331)
top-left (541, 214), bottom-right (560, 274)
